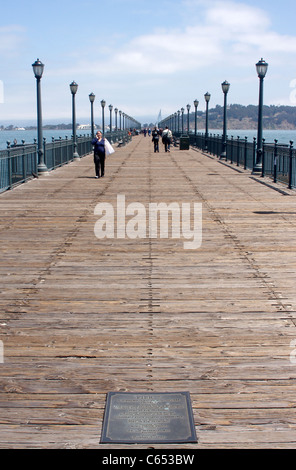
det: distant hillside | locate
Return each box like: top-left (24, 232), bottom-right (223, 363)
top-left (191, 104), bottom-right (296, 130)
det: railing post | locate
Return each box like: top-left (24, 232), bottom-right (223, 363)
top-left (273, 139), bottom-right (278, 183)
top-left (43, 137), bottom-right (47, 169)
top-left (22, 140), bottom-right (26, 181)
top-left (261, 138), bottom-right (265, 177)
top-left (230, 136), bottom-right (233, 164)
top-left (253, 137), bottom-right (257, 168)
top-left (244, 136), bottom-right (247, 170)
top-left (65, 136), bottom-right (69, 163)
top-left (289, 141), bottom-right (294, 189)
top-left (236, 136), bottom-right (240, 166)
top-left (7, 141), bottom-right (12, 189)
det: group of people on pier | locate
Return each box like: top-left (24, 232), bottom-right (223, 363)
top-left (148, 126), bottom-right (173, 153)
top-left (91, 125), bottom-right (173, 179)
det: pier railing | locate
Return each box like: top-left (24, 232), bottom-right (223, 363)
top-left (0, 130), bottom-right (132, 193)
top-left (174, 132), bottom-right (296, 190)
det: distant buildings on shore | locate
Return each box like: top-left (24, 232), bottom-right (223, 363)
top-left (0, 123), bottom-right (100, 131)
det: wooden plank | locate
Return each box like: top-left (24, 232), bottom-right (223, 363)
top-left (1, 135), bottom-right (296, 448)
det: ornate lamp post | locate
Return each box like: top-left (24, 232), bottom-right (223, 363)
top-left (32, 59), bottom-right (48, 174)
top-left (177, 110), bottom-right (180, 134)
top-left (119, 110), bottom-right (122, 131)
top-left (220, 80), bottom-right (230, 160)
top-left (181, 107), bottom-right (184, 134)
top-left (204, 92), bottom-right (211, 152)
top-left (186, 104), bottom-right (191, 135)
top-left (101, 99), bottom-right (106, 136)
top-left (253, 58), bottom-right (268, 173)
top-left (109, 104), bottom-right (113, 139)
top-left (70, 81), bottom-right (80, 160)
top-left (194, 99), bottom-right (199, 143)
top-left (114, 108), bottom-right (118, 132)
top-left (89, 92), bottom-right (95, 138)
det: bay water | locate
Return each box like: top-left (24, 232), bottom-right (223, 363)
top-left (0, 129), bottom-right (91, 151)
top-left (1, 128), bottom-right (296, 151)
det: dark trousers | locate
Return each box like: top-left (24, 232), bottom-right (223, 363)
top-left (153, 140), bottom-right (159, 152)
top-left (94, 152), bottom-right (105, 177)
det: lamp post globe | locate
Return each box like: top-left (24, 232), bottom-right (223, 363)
top-left (32, 58), bottom-right (44, 80)
top-left (89, 92), bottom-right (95, 102)
top-left (256, 58), bottom-right (268, 79)
top-left (32, 59), bottom-right (48, 174)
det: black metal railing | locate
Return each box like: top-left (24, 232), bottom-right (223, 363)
top-left (174, 131), bottom-right (296, 190)
top-left (0, 130), bottom-right (132, 193)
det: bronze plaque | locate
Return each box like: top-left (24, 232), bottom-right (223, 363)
top-left (100, 392), bottom-right (197, 444)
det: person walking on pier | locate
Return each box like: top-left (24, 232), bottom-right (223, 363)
top-left (152, 127), bottom-right (160, 153)
top-left (91, 131), bottom-right (114, 178)
top-left (162, 126), bottom-right (172, 152)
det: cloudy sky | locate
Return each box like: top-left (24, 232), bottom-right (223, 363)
top-left (1, 0), bottom-right (296, 125)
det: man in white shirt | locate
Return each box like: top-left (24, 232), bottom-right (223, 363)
top-left (162, 126), bottom-right (173, 152)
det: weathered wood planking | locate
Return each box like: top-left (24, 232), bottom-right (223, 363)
top-left (0, 135), bottom-right (296, 449)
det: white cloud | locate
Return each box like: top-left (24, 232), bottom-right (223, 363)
top-left (49, 1), bottom-right (296, 84)
top-left (95, 1), bottom-right (296, 76)
top-left (0, 25), bottom-right (27, 57)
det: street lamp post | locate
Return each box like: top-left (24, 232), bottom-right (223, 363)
top-left (220, 80), bottom-right (230, 160)
top-left (101, 99), bottom-right (106, 136)
top-left (119, 110), bottom-right (122, 131)
top-left (194, 99), bottom-right (199, 145)
top-left (32, 59), bottom-right (48, 174)
top-left (70, 81), bottom-right (80, 160)
top-left (187, 104), bottom-right (191, 135)
top-left (89, 92), bottom-right (95, 138)
top-left (109, 104), bottom-right (113, 142)
top-left (253, 58), bottom-right (268, 173)
top-left (181, 108), bottom-right (184, 134)
top-left (177, 110), bottom-right (180, 134)
top-left (204, 92), bottom-right (211, 152)
top-left (115, 108), bottom-right (118, 132)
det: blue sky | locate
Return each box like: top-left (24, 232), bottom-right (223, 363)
top-left (1, 0), bottom-right (296, 125)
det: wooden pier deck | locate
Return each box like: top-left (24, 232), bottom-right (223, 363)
top-left (0, 135), bottom-right (296, 449)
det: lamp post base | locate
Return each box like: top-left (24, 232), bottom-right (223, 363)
top-left (73, 152), bottom-right (81, 161)
top-left (37, 163), bottom-right (49, 176)
top-left (252, 164), bottom-right (262, 174)
top-left (220, 152), bottom-right (227, 160)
